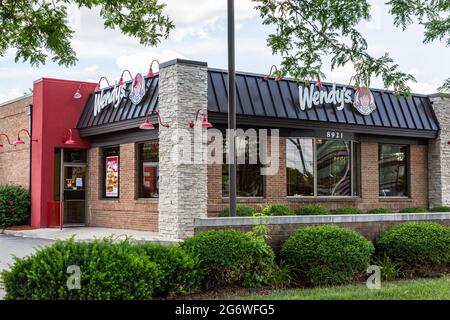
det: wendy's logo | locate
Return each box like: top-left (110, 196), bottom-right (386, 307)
top-left (354, 87), bottom-right (376, 115)
top-left (129, 73), bottom-right (146, 105)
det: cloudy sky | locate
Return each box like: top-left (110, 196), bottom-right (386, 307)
top-left (0, 0), bottom-right (448, 102)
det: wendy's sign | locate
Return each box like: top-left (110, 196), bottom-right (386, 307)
top-left (93, 74), bottom-right (147, 117)
top-left (298, 84), bottom-right (376, 115)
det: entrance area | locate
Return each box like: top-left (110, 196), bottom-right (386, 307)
top-left (54, 149), bottom-right (87, 227)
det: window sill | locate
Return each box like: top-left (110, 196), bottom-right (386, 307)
top-left (222, 197), bottom-right (265, 203)
top-left (135, 198), bottom-right (159, 203)
top-left (287, 196), bottom-right (359, 202)
top-left (379, 197), bottom-right (412, 202)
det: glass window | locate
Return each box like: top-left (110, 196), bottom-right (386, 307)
top-left (222, 136), bottom-right (263, 197)
top-left (101, 146), bottom-right (119, 199)
top-left (379, 144), bottom-right (408, 197)
top-left (316, 140), bottom-right (352, 196)
top-left (138, 141), bottom-right (159, 198)
top-left (286, 138), bottom-right (314, 196)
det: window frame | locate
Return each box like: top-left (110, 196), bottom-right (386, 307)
top-left (378, 143), bottom-right (409, 198)
top-left (286, 137), bottom-right (360, 198)
top-left (136, 141), bottom-right (159, 199)
top-left (100, 146), bottom-right (120, 200)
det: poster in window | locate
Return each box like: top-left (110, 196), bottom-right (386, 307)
top-left (105, 156), bottom-right (119, 197)
top-left (143, 163), bottom-right (158, 197)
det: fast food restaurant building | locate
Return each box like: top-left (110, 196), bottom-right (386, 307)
top-left (1, 58), bottom-right (450, 239)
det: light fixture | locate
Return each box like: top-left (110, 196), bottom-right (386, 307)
top-left (0, 133), bottom-right (14, 148)
top-left (118, 69), bottom-right (134, 86)
top-left (63, 129), bottom-right (77, 145)
top-left (189, 108), bottom-right (213, 128)
top-left (139, 111), bottom-right (170, 130)
top-left (315, 79), bottom-right (323, 88)
top-left (94, 76), bottom-right (111, 93)
top-left (263, 65), bottom-right (281, 81)
top-left (147, 60), bottom-right (160, 78)
top-left (73, 84), bottom-right (82, 99)
top-left (15, 129), bottom-right (37, 145)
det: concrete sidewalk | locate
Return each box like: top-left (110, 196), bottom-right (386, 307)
top-left (2, 227), bottom-right (180, 243)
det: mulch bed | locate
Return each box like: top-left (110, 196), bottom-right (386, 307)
top-left (5, 225), bottom-right (36, 231)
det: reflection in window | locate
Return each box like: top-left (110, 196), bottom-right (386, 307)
top-left (316, 140), bottom-right (352, 196)
top-left (379, 144), bottom-right (408, 197)
top-left (138, 141), bottom-right (159, 198)
top-left (286, 138), bottom-right (314, 196)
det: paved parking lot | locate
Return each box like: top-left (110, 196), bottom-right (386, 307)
top-left (0, 234), bottom-right (54, 299)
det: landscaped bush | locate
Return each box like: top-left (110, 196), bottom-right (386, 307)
top-left (1, 238), bottom-right (162, 300)
top-left (333, 207), bottom-right (363, 215)
top-left (430, 206), bottom-right (450, 212)
top-left (219, 205), bottom-right (257, 217)
top-left (0, 185), bottom-right (30, 229)
top-left (377, 222), bottom-right (450, 267)
top-left (281, 225), bottom-right (374, 286)
top-left (366, 207), bottom-right (391, 214)
top-left (181, 230), bottom-right (276, 288)
top-left (136, 242), bottom-right (202, 296)
top-left (398, 207), bottom-right (429, 213)
top-left (294, 204), bottom-right (329, 215)
top-left (262, 204), bottom-right (293, 216)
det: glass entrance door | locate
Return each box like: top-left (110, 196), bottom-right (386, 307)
top-left (61, 149), bottom-right (87, 226)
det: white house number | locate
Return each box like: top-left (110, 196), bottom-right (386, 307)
top-left (326, 131), bottom-right (344, 139)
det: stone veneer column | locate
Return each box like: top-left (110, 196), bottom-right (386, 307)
top-left (429, 94), bottom-right (450, 207)
top-left (158, 59), bottom-right (208, 239)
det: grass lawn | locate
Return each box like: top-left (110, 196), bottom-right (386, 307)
top-left (227, 277), bottom-right (450, 300)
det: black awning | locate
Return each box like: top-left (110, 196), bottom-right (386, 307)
top-left (77, 68), bottom-right (439, 139)
top-left (208, 69), bottom-right (439, 139)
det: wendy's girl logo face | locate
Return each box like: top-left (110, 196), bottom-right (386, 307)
top-left (354, 87), bottom-right (376, 115)
top-left (129, 73), bottom-right (146, 105)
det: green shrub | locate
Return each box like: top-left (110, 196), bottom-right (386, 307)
top-left (136, 242), bottom-right (202, 296)
top-left (295, 204), bottom-right (329, 215)
top-left (333, 207), bottom-right (363, 215)
top-left (281, 225), bottom-right (374, 286)
top-left (0, 185), bottom-right (30, 228)
top-left (1, 238), bottom-right (162, 300)
top-left (181, 230), bottom-right (276, 288)
top-left (219, 205), bottom-right (257, 217)
top-left (262, 204), bottom-right (293, 216)
top-left (398, 207), bottom-right (429, 213)
top-left (372, 255), bottom-right (403, 281)
top-left (377, 222), bottom-right (450, 267)
top-left (430, 206), bottom-right (450, 212)
top-left (366, 207), bottom-right (391, 214)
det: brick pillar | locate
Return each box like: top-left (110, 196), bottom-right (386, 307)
top-left (428, 94), bottom-right (450, 207)
top-left (158, 59), bottom-right (208, 239)
top-left (360, 142), bottom-right (379, 210)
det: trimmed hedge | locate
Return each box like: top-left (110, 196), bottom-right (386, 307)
top-left (262, 204), bottom-right (293, 216)
top-left (219, 205), bottom-right (257, 217)
top-left (366, 207), bottom-right (391, 214)
top-left (377, 222), bottom-right (450, 267)
top-left (281, 225), bottom-right (374, 286)
top-left (398, 207), bottom-right (429, 213)
top-left (0, 185), bottom-right (30, 228)
top-left (333, 207), bottom-right (363, 215)
top-left (1, 238), bottom-right (162, 300)
top-left (295, 204), bottom-right (329, 215)
top-left (430, 206), bottom-right (450, 213)
top-left (181, 230), bottom-right (276, 288)
top-left (136, 242), bottom-right (202, 295)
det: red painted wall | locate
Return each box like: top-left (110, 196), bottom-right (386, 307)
top-left (31, 78), bottom-right (96, 228)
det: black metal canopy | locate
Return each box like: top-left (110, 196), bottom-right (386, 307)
top-left (77, 68), bottom-right (439, 139)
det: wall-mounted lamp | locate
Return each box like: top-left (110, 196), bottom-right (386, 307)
top-left (139, 111), bottom-right (170, 130)
top-left (118, 70), bottom-right (134, 86)
top-left (0, 133), bottom-right (14, 148)
top-left (63, 129), bottom-right (77, 145)
top-left (15, 129), bottom-right (37, 145)
top-left (94, 76), bottom-right (111, 93)
top-left (73, 84), bottom-right (83, 99)
top-left (189, 109), bottom-right (213, 128)
top-left (263, 65), bottom-right (281, 81)
top-left (147, 60), bottom-right (160, 79)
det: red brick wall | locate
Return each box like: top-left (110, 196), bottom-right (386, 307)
top-left (0, 95), bottom-right (32, 189)
top-left (207, 139), bottom-right (429, 216)
top-left (86, 144), bottom-right (158, 231)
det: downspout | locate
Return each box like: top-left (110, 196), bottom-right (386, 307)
top-left (26, 104), bottom-right (32, 200)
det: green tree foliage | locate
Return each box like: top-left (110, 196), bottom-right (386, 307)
top-left (0, 0), bottom-right (174, 66)
top-left (254, 0), bottom-right (449, 94)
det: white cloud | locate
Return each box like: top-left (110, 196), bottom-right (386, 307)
top-left (115, 50), bottom-right (184, 75)
top-left (407, 80), bottom-right (439, 94)
top-left (0, 88), bottom-right (26, 103)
